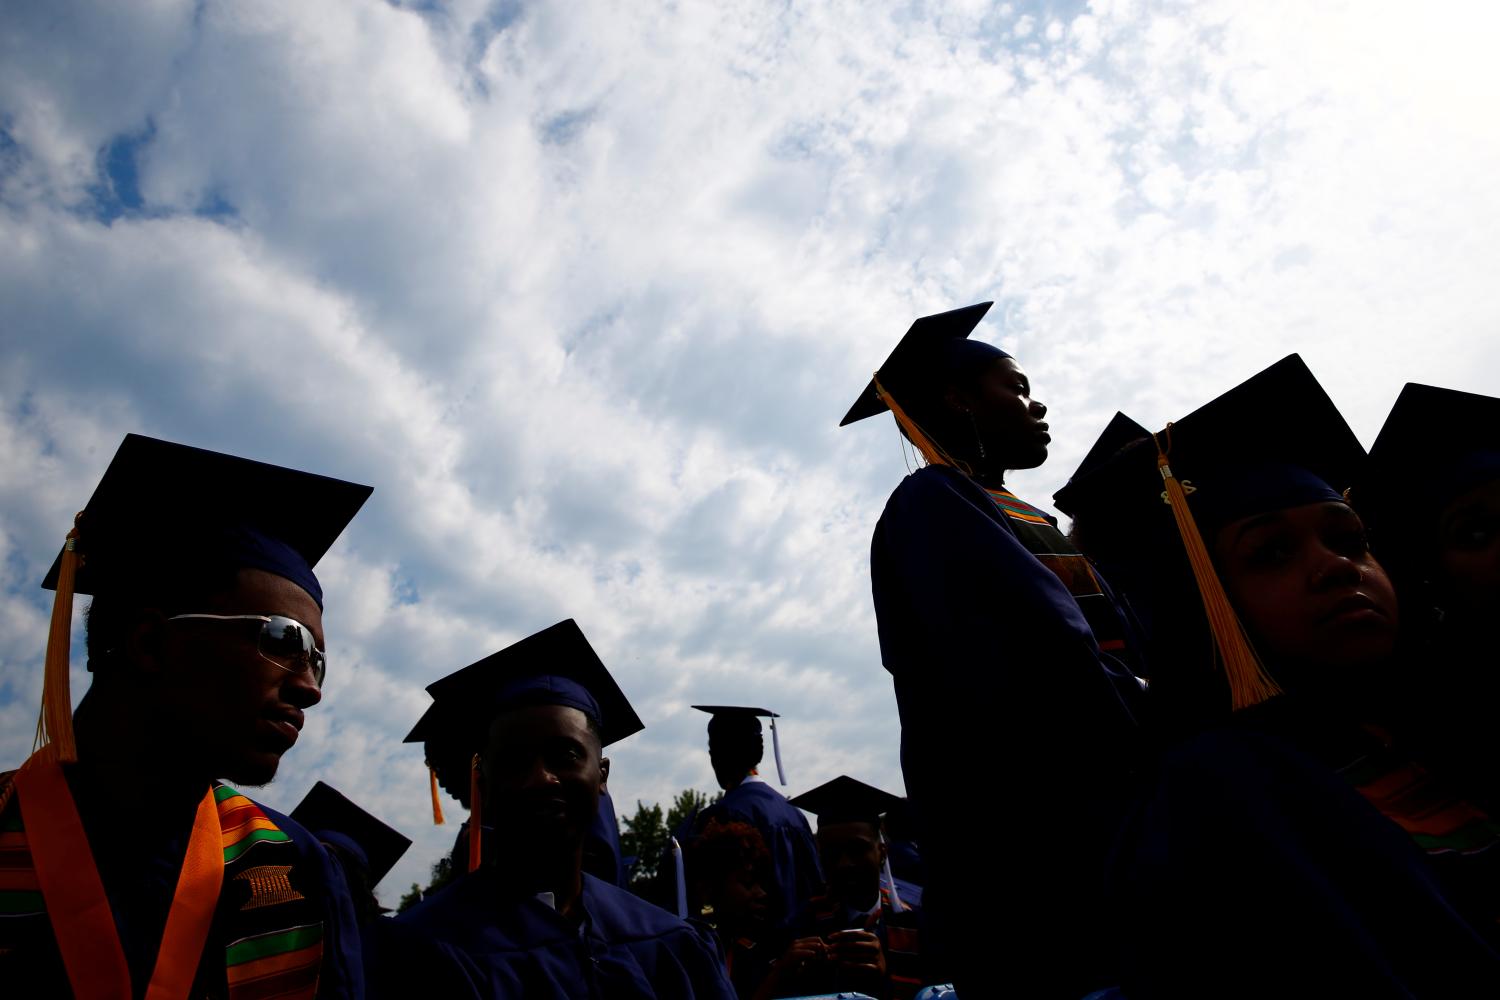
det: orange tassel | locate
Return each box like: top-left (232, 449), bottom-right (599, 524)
top-left (467, 753), bottom-right (482, 873)
top-left (430, 766), bottom-right (446, 825)
top-left (35, 520), bottom-right (82, 764)
top-left (873, 374), bottom-right (970, 474)
top-left (1154, 426), bottom-right (1282, 711)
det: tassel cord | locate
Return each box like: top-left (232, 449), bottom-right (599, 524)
top-left (1153, 426), bottom-right (1282, 711)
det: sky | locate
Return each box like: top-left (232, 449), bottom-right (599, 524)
top-left (3, 0), bottom-right (1499, 897)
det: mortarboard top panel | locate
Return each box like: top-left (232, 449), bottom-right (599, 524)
top-left (1057, 355), bottom-right (1367, 549)
top-left (1360, 381), bottom-right (1500, 563)
top-left (424, 619), bottom-right (644, 749)
top-left (290, 780), bottom-right (413, 886)
top-left (403, 700), bottom-right (452, 745)
top-left (1366, 382), bottom-right (1500, 504)
top-left (41, 433), bottom-right (371, 604)
top-left (690, 705), bottom-right (780, 719)
top-left (840, 302), bottom-right (995, 427)
top-left (1052, 412), bottom-right (1151, 517)
top-left (788, 775), bottom-right (903, 825)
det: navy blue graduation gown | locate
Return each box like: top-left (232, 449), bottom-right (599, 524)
top-left (383, 868), bottom-right (735, 999)
top-left (870, 466), bottom-right (1142, 997)
top-left (1112, 726), bottom-right (1500, 997)
top-left (698, 777), bottom-right (822, 929)
top-left (586, 788), bottom-right (626, 887)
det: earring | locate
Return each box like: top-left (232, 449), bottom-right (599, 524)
top-left (969, 411), bottom-right (986, 460)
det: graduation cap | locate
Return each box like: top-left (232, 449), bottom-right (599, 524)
top-left (291, 781), bottom-right (412, 887)
top-left (788, 775), bottom-right (902, 826)
top-left (32, 434), bottom-right (371, 764)
top-left (692, 705), bottom-right (786, 786)
top-left (42, 434), bottom-right (371, 605)
top-left (418, 619), bottom-right (643, 871)
top-left (789, 775), bottom-right (911, 913)
top-left (1052, 412), bottom-right (1151, 518)
top-left (430, 619), bottom-right (643, 750)
top-left (1362, 382), bottom-right (1500, 570)
top-left (1058, 355), bottom-right (1366, 712)
top-left (840, 303), bottom-right (1006, 468)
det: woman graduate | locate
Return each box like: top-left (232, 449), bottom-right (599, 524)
top-left (842, 303), bottom-right (1145, 998)
top-left (1058, 356), bottom-right (1500, 996)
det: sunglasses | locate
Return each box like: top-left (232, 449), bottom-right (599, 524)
top-left (166, 613), bottom-right (326, 686)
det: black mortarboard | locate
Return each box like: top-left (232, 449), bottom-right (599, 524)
top-left (30, 433), bottom-right (370, 765)
top-left (693, 705), bottom-right (786, 785)
top-left (41, 433), bottom-right (371, 608)
top-left (1052, 412), bottom-right (1151, 517)
top-left (1057, 355), bottom-right (1366, 712)
top-left (1362, 383), bottom-right (1500, 566)
top-left (788, 775), bottom-right (902, 826)
top-left (290, 781), bottom-right (412, 887)
top-left (1061, 356), bottom-right (1365, 545)
top-left (429, 619), bottom-right (644, 750)
top-left (839, 302), bottom-right (999, 426)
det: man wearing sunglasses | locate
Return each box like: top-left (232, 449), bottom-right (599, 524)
top-left (0, 434), bottom-right (371, 999)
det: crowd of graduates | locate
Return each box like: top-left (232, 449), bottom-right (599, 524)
top-left (2, 300), bottom-right (1498, 998)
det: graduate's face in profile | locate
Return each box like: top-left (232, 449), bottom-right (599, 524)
top-left (949, 356), bottom-right (1050, 470)
top-left (153, 568), bottom-right (325, 786)
top-left (1214, 502), bottom-right (1398, 679)
top-left (817, 820), bottom-right (884, 910)
top-left (1436, 478), bottom-right (1500, 617)
top-left (483, 704), bottom-right (608, 851)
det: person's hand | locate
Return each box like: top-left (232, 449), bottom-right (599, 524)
top-left (777, 936), bottom-right (829, 972)
top-left (755, 937), bottom-right (829, 1000)
top-left (827, 928), bottom-right (886, 976)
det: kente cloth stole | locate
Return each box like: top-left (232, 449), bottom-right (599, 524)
top-left (983, 486), bottom-right (1128, 653)
top-left (0, 772), bottom-right (325, 1000)
top-left (1339, 745), bottom-right (1500, 857)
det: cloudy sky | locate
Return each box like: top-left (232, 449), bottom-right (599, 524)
top-left (4, 0), bottom-right (1499, 896)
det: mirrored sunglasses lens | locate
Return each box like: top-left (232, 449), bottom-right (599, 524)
top-left (260, 616), bottom-right (324, 683)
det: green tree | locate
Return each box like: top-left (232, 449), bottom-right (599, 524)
top-left (619, 788), bottom-right (720, 907)
top-left (395, 854), bottom-right (457, 914)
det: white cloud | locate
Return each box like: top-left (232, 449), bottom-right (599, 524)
top-left (2, 0), bottom-right (1499, 894)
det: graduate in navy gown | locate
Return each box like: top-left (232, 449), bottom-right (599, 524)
top-left (380, 619), bottom-right (734, 1000)
top-left (408, 690), bottom-right (628, 887)
top-left (785, 776), bottom-right (927, 1000)
top-left (843, 304), bottom-right (1143, 997)
top-left (691, 705), bottom-right (822, 931)
top-left (291, 781), bottom-right (413, 925)
top-left (1361, 382), bottom-right (1500, 815)
top-left (1060, 357), bottom-right (1500, 995)
top-left (0, 434), bottom-right (370, 999)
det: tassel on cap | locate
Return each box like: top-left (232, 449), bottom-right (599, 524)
top-left (35, 518), bottom-right (83, 764)
top-left (769, 717), bottom-right (786, 786)
top-left (671, 836), bottom-right (688, 919)
top-left (429, 766), bottom-right (446, 826)
top-left (1154, 426), bottom-right (1282, 711)
top-left (874, 374), bottom-right (969, 474)
top-left (467, 754), bottom-right (483, 872)
top-left (880, 833), bottom-right (905, 913)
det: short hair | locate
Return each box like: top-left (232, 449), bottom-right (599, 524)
top-left (82, 563), bottom-right (242, 674)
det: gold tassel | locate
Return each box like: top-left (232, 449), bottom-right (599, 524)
top-left (35, 518), bottom-right (83, 764)
top-left (1153, 427), bottom-right (1282, 711)
top-left (873, 374), bottom-right (970, 474)
top-left (467, 753), bottom-right (482, 873)
top-left (430, 766), bottom-right (446, 825)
